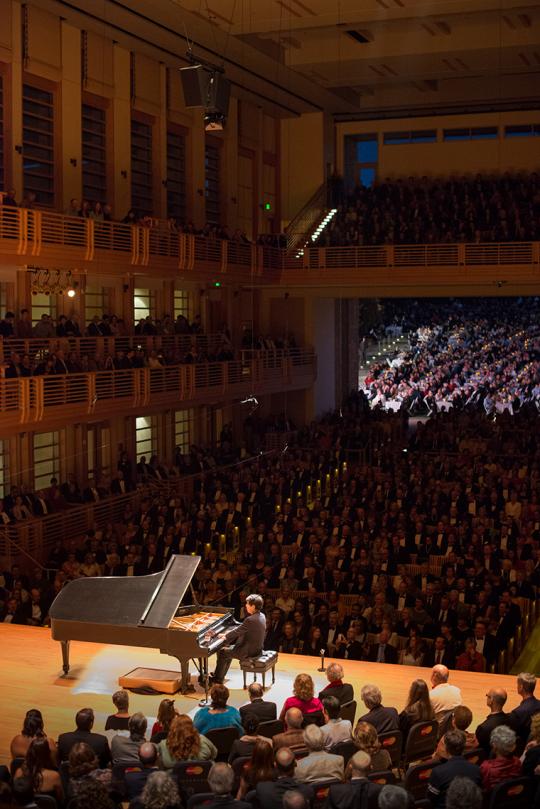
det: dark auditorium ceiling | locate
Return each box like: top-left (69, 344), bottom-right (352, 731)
top-left (45, 0), bottom-right (540, 118)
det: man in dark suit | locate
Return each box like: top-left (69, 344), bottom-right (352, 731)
top-left (358, 684), bottom-right (399, 734)
top-left (211, 594), bottom-right (266, 684)
top-left (367, 630), bottom-right (398, 664)
top-left (508, 672), bottom-right (540, 743)
top-left (475, 688), bottom-right (510, 754)
top-left (318, 662), bottom-right (354, 705)
top-left (203, 762), bottom-right (252, 809)
top-left (427, 730), bottom-right (481, 809)
top-left (423, 637), bottom-right (456, 670)
top-left (334, 628), bottom-right (364, 661)
top-left (329, 750), bottom-right (382, 809)
top-left (57, 708), bottom-right (111, 767)
top-left (239, 682), bottom-right (277, 723)
top-left (256, 748), bottom-right (313, 809)
top-left (124, 742), bottom-right (159, 801)
top-left (473, 620), bottom-right (498, 669)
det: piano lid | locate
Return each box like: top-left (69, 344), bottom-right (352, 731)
top-left (49, 555), bottom-right (201, 628)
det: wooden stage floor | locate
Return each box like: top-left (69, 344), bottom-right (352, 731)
top-left (0, 625), bottom-right (524, 763)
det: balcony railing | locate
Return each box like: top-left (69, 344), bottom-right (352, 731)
top-left (0, 334), bottom-right (288, 363)
top-left (0, 349), bottom-right (317, 431)
top-left (2, 205), bottom-right (539, 276)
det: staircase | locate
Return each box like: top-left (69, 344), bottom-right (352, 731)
top-left (285, 182), bottom-right (336, 256)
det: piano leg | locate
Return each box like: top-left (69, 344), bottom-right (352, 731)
top-left (179, 658), bottom-right (195, 694)
top-left (61, 640), bottom-right (70, 674)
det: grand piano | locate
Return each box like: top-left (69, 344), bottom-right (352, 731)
top-left (49, 554), bottom-right (235, 692)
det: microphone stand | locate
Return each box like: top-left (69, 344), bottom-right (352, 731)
top-left (318, 649), bottom-right (326, 672)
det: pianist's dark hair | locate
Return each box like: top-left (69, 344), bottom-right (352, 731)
top-left (246, 594), bottom-right (264, 611)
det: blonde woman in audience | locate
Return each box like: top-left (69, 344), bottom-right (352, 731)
top-left (279, 673), bottom-right (324, 722)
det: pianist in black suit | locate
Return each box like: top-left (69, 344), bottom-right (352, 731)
top-left (211, 594), bottom-right (266, 684)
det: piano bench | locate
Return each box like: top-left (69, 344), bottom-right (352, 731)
top-left (240, 651), bottom-right (278, 689)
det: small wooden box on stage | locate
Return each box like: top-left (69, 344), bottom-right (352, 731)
top-left (119, 667), bottom-right (182, 694)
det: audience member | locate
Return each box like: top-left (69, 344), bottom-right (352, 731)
top-left (104, 689), bottom-right (131, 731)
top-left (10, 709), bottom-right (57, 761)
top-left (320, 696), bottom-right (353, 749)
top-left (358, 685), bottom-right (399, 734)
top-left (427, 730), bottom-right (481, 809)
top-left (158, 714), bottom-right (217, 768)
top-left (124, 742), bottom-right (160, 801)
top-left (150, 699), bottom-right (177, 743)
top-left (205, 762), bottom-right (251, 809)
top-left (236, 737), bottom-right (274, 798)
top-left (57, 707), bottom-right (111, 768)
top-left (479, 725), bottom-right (522, 790)
top-left (193, 684), bottom-right (243, 735)
top-left (111, 712), bottom-right (147, 765)
top-left (255, 748), bottom-right (313, 809)
top-left (13, 736), bottom-right (64, 804)
top-left (434, 706), bottom-right (477, 760)
top-left (318, 663), bottom-right (354, 705)
top-left (294, 724), bottom-right (344, 784)
top-left (353, 722), bottom-right (392, 772)
top-left (475, 689), bottom-right (510, 754)
top-left (508, 673), bottom-right (540, 743)
top-left (133, 770), bottom-right (179, 809)
top-left (398, 680), bottom-right (435, 743)
top-left (239, 682), bottom-right (277, 723)
top-left (67, 741), bottom-right (112, 795)
top-left (429, 666), bottom-right (463, 724)
top-left (329, 750), bottom-right (383, 809)
top-left (228, 714), bottom-right (271, 763)
top-left (445, 777), bottom-right (483, 809)
top-left (273, 708), bottom-right (306, 752)
top-left (279, 674), bottom-right (324, 723)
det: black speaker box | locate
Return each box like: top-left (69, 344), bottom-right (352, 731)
top-left (180, 65), bottom-right (231, 116)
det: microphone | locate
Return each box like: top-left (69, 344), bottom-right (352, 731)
top-left (318, 648), bottom-right (326, 672)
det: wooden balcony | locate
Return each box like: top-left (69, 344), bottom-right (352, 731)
top-left (0, 350), bottom-right (316, 434)
top-left (0, 480), bottom-right (193, 569)
top-left (2, 205), bottom-right (539, 292)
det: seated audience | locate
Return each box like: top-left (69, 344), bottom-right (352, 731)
top-left (236, 737), bottom-right (275, 799)
top-left (377, 785), bottom-right (411, 809)
top-left (67, 741), bottom-right (112, 795)
top-left (318, 663), bottom-right (354, 705)
top-left (150, 699), bottom-right (177, 743)
top-left (57, 707), bottom-right (111, 768)
top-left (14, 736), bottom-right (64, 804)
top-left (133, 770), bottom-right (180, 809)
top-left (353, 722), bottom-right (392, 772)
top-left (427, 730), bottom-right (481, 809)
top-left (320, 696), bottom-right (353, 750)
top-left (10, 709), bottom-right (57, 762)
top-left (479, 725), bottom-right (522, 790)
top-left (329, 750), bottom-right (383, 809)
top-left (193, 684), bottom-right (243, 735)
top-left (228, 713), bottom-right (271, 763)
top-left (399, 679), bottom-right (435, 743)
top-left (520, 713), bottom-right (540, 777)
top-left (455, 639), bottom-right (485, 672)
top-left (434, 706), bottom-right (477, 760)
top-left (294, 724), bottom-right (344, 783)
top-left (124, 742), bottom-right (160, 802)
top-left (358, 685), bottom-right (399, 734)
top-left (111, 712), bottom-right (147, 765)
top-left (158, 714), bottom-right (217, 767)
top-left (239, 682), bottom-right (277, 723)
top-left (429, 666), bottom-right (462, 724)
top-left (104, 689), bottom-right (131, 731)
top-left (445, 777), bottom-right (483, 809)
top-left (475, 688), bottom-right (510, 754)
top-left (273, 708), bottom-right (307, 752)
top-left (367, 630), bottom-right (398, 664)
top-left (279, 674), bottom-right (324, 723)
top-left (205, 762), bottom-right (252, 809)
top-left (255, 748), bottom-right (313, 809)
top-left (508, 672), bottom-right (540, 744)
